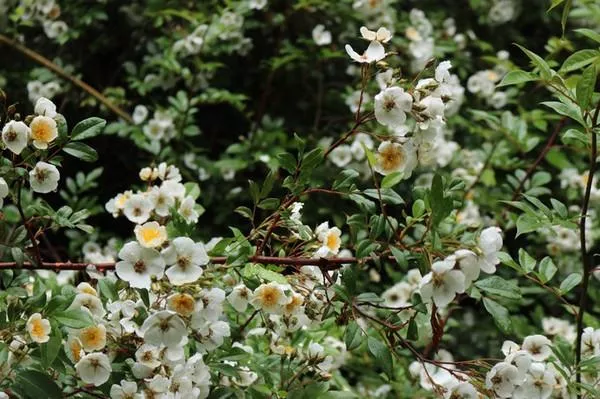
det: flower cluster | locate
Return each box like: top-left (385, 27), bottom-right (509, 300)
top-left (419, 226), bottom-right (503, 308)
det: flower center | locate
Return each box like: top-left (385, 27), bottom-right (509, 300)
top-left (134, 260), bottom-right (146, 273)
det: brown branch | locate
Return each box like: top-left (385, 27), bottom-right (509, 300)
top-left (0, 33), bottom-right (133, 124)
top-left (510, 117), bottom-right (567, 201)
top-left (0, 255), bottom-right (393, 271)
top-left (575, 101), bottom-right (600, 394)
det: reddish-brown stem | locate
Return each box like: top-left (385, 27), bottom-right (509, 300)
top-left (0, 255), bottom-right (394, 271)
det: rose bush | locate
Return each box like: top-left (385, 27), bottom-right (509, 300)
top-left (1, 0), bottom-right (600, 398)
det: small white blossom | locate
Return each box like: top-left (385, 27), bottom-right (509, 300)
top-left (115, 241), bottom-right (165, 289)
top-left (75, 353), bottom-right (112, 387)
top-left (2, 121), bottom-right (30, 155)
top-left (29, 161), bottom-right (60, 193)
top-left (162, 237), bottom-right (209, 285)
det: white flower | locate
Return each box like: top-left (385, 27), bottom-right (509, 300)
top-left (454, 249), bottom-right (480, 287)
top-left (382, 282), bottom-right (412, 308)
top-left (374, 140), bottom-right (418, 177)
top-left (0, 178), bottom-right (8, 208)
top-left (359, 26), bottom-right (392, 43)
top-left (135, 344), bottom-right (162, 369)
top-left (312, 24), bottom-right (331, 46)
top-left (147, 185), bottom-right (174, 217)
top-left (419, 256), bottom-right (465, 308)
top-left (69, 293), bottom-right (106, 318)
top-left (162, 237), bottom-right (208, 285)
top-left (75, 353), bottom-right (112, 386)
top-left (521, 335), bottom-right (552, 362)
top-left (110, 380), bottom-right (138, 399)
top-left (2, 120), bottom-right (29, 155)
top-left (513, 362), bottom-right (555, 399)
top-left (315, 223), bottom-right (342, 257)
top-left (345, 38), bottom-right (385, 64)
top-left (78, 324), bottom-right (107, 351)
top-left (178, 195), bottom-right (200, 224)
top-left (485, 361), bottom-right (522, 398)
top-left (64, 335), bottom-right (84, 364)
top-left (290, 202), bottom-right (303, 222)
top-left (443, 381), bottom-right (478, 399)
top-left (143, 119), bottom-right (166, 141)
top-left (34, 97), bottom-right (57, 118)
top-left (345, 90), bottom-right (370, 114)
top-left (478, 226), bottom-right (503, 273)
top-left (330, 144), bottom-right (353, 167)
top-left (30, 115), bottom-right (58, 149)
top-left (141, 310), bottom-right (187, 347)
top-left (116, 241), bottom-right (165, 289)
top-left (435, 61), bottom-right (452, 83)
top-left (167, 293), bottom-right (197, 318)
top-left (29, 161), bottom-right (60, 193)
top-left (123, 194), bottom-right (153, 224)
top-left (228, 284), bottom-right (251, 312)
top-left (132, 105), bottom-right (149, 125)
top-left (27, 313), bottom-right (51, 343)
top-left (134, 222), bottom-right (168, 248)
top-left (376, 69), bottom-right (396, 89)
top-left (43, 20), bottom-right (68, 39)
top-left (350, 133), bottom-right (374, 161)
top-left (251, 282), bottom-right (291, 314)
top-left (374, 87), bottom-right (413, 127)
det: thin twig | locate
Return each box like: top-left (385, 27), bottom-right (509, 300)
top-left (0, 255), bottom-right (395, 271)
top-left (0, 33), bottom-right (133, 123)
top-left (575, 102), bottom-right (600, 395)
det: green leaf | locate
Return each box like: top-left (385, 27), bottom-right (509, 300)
top-left (576, 64), bottom-right (597, 110)
top-left (515, 44), bottom-right (553, 79)
top-left (407, 318), bottom-right (418, 340)
top-left (367, 337), bottom-right (393, 378)
top-left (541, 101), bottom-right (585, 127)
top-left (381, 172), bottom-right (404, 189)
top-left (184, 182), bottom-right (201, 200)
top-left (257, 198), bottom-right (280, 210)
top-left (344, 322), bottom-right (362, 351)
top-left (560, 0), bottom-right (572, 35)
top-left (412, 199), bottom-right (425, 218)
top-left (475, 276), bottom-right (521, 300)
top-left (363, 188), bottom-right (404, 205)
top-left (574, 28), bottom-right (600, 44)
top-left (14, 369), bottom-right (62, 399)
top-left (560, 49), bottom-right (599, 73)
top-left (548, 0), bottom-right (565, 11)
top-left (518, 248), bottom-right (537, 273)
top-left (560, 273), bottom-right (582, 294)
top-left (71, 117), bottom-right (106, 141)
top-left (277, 152), bottom-right (296, 173)
top-left (483, 298), bottom-right (512, 333)
top-left (497, 70), bottom-right (537, 87)
top-left (538, 257), bottom-right (558, 283)
top-left (333, 170), bottom-right (359, 191)
top-left (40, 327), bottom-right (62, 368)
top-left (63, 142), bottom-right (98, 162)
top-left (53, 309), bottom-right (94, 328)
top-left (429, 174), bottom-right (453, 227)
top-left (243, 263), bottom-right (288, 284)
